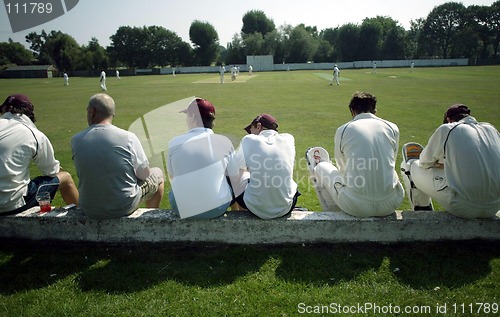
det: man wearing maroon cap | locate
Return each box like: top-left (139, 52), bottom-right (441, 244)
top-left (0, 94), bottom-right (79, 215)
top-left (401, 104), bottom-right (500, 218)
top-left (230, 113), bottom-right (300, 219)
top-left (167, 98), bottom-right (238, 219)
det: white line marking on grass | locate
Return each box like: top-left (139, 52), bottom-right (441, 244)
top-left (314, 73), bottom-right (352, 81)
top-left (194, 74), bottom-right (258, 84)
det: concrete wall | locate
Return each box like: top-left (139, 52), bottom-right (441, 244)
top-left (247, 55), bottom-right (274, 72)
top-left (0, 208), bottom-right (498, 244)
top-left (153, 58), bottom-right (468, 75)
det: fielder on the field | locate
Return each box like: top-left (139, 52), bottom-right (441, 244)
top-left (400, 104), bottom-right (500, 218)
top-left (330, 64), bottom-right (340, 85)
top-left (99, 70), bottom-right (107, 91)
top-left (231, 65), bottom-right (237, 81)
top-left (63, 72), bottom-right (69, 86)
top-left (219, 65), bottom-right (225, 84)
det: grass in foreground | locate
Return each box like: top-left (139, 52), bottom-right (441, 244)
top-left (0, 67), bottom-right (499, 316)
top-left (0, 241), bottom-right (498, 316)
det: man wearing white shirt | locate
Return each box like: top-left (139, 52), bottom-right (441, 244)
top-left (231, 114), bottom-right (300, 219)
top-left (0, 94), bottom-right (78, 215)
top-left (330, 64), bottom-right (340, 85)
top-left (308, 92), bottom-right (404, 217)
top-left (401, 104), bottom-right (500, 218)
top-left (63, 72), bottom-right (69, 86)
top-left (167, 98), bottom-right (238, 219)
top-left (99, 70), bottom-right (107, 91)
top-left (219, 65), bottom-right (225, 84)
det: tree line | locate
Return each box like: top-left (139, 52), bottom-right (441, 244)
top-left (1, 1), bottom-right (499, 72)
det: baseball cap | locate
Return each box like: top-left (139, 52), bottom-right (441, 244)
top-left (180, 98), bottom-right (215, 119)
top-left (443, 104), bottom-right (470, 123)
top-left (244, 114), bottom-right (278, 133)
top-left (1, 94), bottom-right (34, 111)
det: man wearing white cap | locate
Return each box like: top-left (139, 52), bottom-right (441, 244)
top-left (230, 114), bottom-right (300, 219)
top-left (401, 104), bottom-right (500, 218)
top-left (167, 98), bottom-right (239, 219)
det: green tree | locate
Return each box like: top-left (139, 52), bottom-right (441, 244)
top-left (44, 32), bottom-right (82, 71)
top-left (145, 26), bottom-right (187, 67)
top-left (175, 41), bottom-right (194, 66)
top-left (451, 27), bottom-right (479, 58)
top-left (287, 25), bottom-right (318, 63)
top-left (381, 24), bottom-right (407, 59)
top-left (241, 10), bottom-right (275, 36)
top-left (492, 1), bottom-right (500, 57)
top-left (262, 29), bottom-right (280, 56)
top-left (25, 30), bottom-right (52, 64)
top-left (189, 20), bottom-right (219, 65)
top-left (244, 32), bottom-right (264, 56)
top-left (358, 19), bottom-right (382, 60)
top-left (420, 2), bottom-right (466, 58)
top-left (0, 39), bottom-right (33, 66)
top-left (313, 40), bottom-right (334, 62)
top-left (225, 34), bottom-right (246, 64)
top-left (80, 37), bottom-right (108, 70)
top-left (319, 28), bottom-right (340, 62)
top-left (337, 23), bottom-right (360, 61)
top-left (273, 24), bottom-right (293, 64)
top-left (321, 28), bottom-right (338, 47)
top-left (407, 18), bottom-right (425, 58)
top-left (358, 16), bottom-right (406, 60)
top-left (108, 26), bottom-right (148, 68)
top-left (466, 5), bottom-right (494, 59)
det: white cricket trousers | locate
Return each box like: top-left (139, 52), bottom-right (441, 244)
top-left (409, 160), bottom-right (500, 218)
top-left (315, 162), bottom-right (403, 218)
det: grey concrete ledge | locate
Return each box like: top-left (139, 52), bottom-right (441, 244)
top-left (0, 208), bottom-right (498, 244)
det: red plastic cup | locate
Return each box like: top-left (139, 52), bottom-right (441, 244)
top-left (36, 191), bottom-right (52, 213)
top-left (39, 200), bottom-right (52, 213)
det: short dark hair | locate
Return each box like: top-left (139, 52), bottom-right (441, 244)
top-left (443, 104), bottom-right (470, 123)
top-left (348, 91), bottom-right (377, 114)
top-left (201, 112), bottom-right (215, 129)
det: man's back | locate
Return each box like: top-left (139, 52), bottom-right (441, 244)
top-left (442, 118), bottom-right (500, 203)
top-left (72, 124), bottom-right (142, 218)
top-left (237, 130), bottom-right (297, 218)
top-left (335, 113), bottom-right (400, 198)
top-left (0, 113), bottom-right (59, 212)
top-left (167, 128), bottom-right (234, 217)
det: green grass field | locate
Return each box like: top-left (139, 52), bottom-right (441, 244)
top-left (0, 66), bottom-right (499, 316)
top-left (1, 66), bottom-right (499, 211)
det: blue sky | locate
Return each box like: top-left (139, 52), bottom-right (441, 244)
top-left (1, 0), bottom-right (496, 48)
